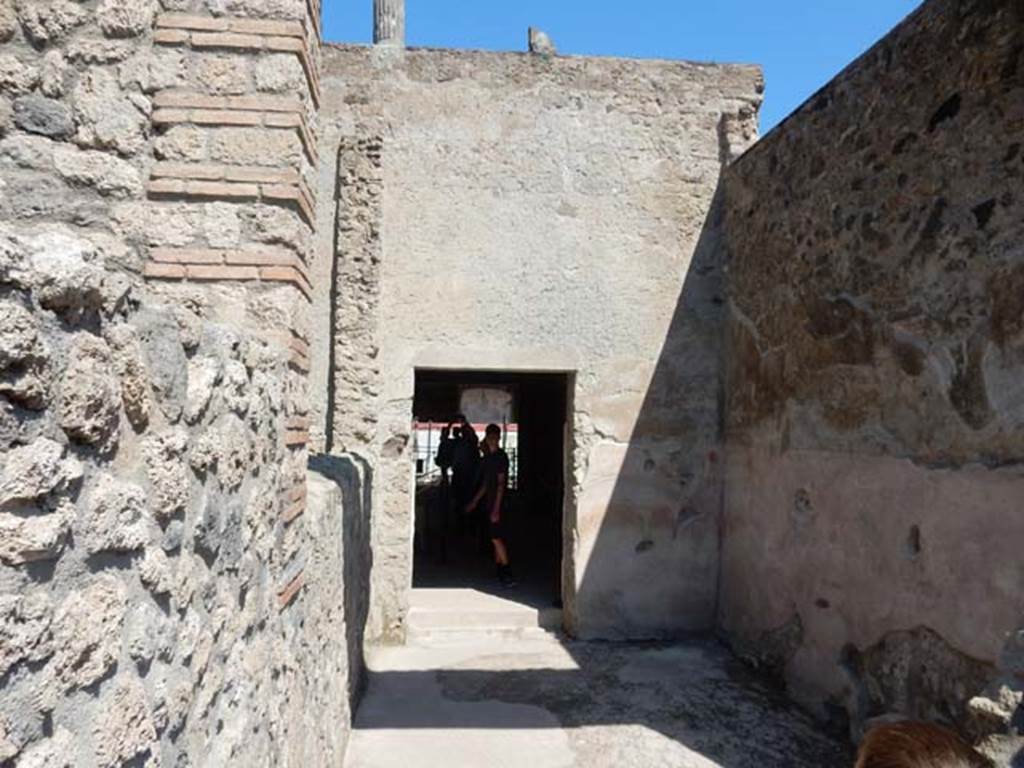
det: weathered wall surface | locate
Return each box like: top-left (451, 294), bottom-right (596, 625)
top-left (0, 0), bottom-right (364, 765)
top-left (719, 0), bottom-right (1024, 753)
top-left (317, 45), bottom-right (763, 641)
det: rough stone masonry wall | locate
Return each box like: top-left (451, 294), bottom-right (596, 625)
top-left (316, 45), bottom-right (763, 642)
top-left (0, 0), bottom-right (362, 766)
top-left (719, 0), bottom-right (1024, 757)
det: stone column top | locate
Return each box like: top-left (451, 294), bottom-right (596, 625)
top-left (374, 0), bottom-right (405, 46)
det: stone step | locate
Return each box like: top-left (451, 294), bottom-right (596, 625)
top-left (406, 588), bottom-right (563, 644)
top-left (406, 625), bottom-right (561, 645)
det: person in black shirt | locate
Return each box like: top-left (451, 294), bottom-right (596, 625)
top-left (466, 423), bottom-right (516, 587)
top-left (450, 414), bottom-right (480, 517)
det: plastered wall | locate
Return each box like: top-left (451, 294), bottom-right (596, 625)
top-left (317, 45), bottom-right (763, 641)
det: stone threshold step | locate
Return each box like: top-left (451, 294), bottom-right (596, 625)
top-left (407, 588), bottom-right (563, 632)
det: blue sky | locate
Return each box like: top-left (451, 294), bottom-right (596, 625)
top-left (322, 1), bottom-right (922, 132)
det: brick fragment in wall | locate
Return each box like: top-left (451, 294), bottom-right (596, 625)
top-left (143, 253), bottom-right (312, 300)
top-left (152, 160), bottom-right (301, 185)
top-left (146, 168), bottom-right (316, 224)
top-left (285, 428), bottom-right (309, 447)
top-left (282, 497), bottom-right (305, 523)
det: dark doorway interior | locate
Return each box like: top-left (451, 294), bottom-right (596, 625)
top-left (412, 370), bottom-right (569, 609)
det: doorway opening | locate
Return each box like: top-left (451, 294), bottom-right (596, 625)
top-left (412, 370), bottom-right (570, 612)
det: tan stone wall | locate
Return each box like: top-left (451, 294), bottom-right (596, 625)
top-left (0, 0), bottom-right (362, 765)
top-left (317, 45), bottom-right (763, 641)
top-left (719, 0), bottom-right (1023, 755)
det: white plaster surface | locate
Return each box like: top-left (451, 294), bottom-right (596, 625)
top-left (317, 46), bottom-right (763, 641)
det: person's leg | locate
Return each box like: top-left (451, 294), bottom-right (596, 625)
top-left (492, 538), bottom-right (516, 587)
top-left (492, 538), bottom-right (509, 566)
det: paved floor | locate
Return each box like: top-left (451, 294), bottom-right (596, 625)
top-left (344, 633), bottom-right (853, 768)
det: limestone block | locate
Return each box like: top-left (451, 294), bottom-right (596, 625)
top-left (0, 298), bottom-right (41, 369)
top-left (125, 602), bottom-right (172, 664)
top-left (83, 473), bottom-right (150, 554)
top-left (96, 0), bottom-right (156, 38)
top-left (112, 201), bottom-right (200, 247)
top-left (15, 727), bottom-right (75, 768)
top-left (185, 355), bottom-right (223, 423)
top-left (175, 607), bottom-right (200, 663)
top-left (143, 428), bottom-right (190, 521)
top-left (139, 547), bottom-right (174, 595)
top-left (66, 39), bottom-right (136, 65)
top-left (190, 414), bottom-right (252, 490)
top-left (14, 0), bottom-right (87, 45)
top-left (969, 683), bottom-right (1023, 731)
top-left (23, 227), bottom-right (106, 313)
top-left (153, 125), bottom-right (206, 162)
top-left (94, 679), bottom-right (157, 768)
top-left (0, 592), bottom-right (53, 678)
top-left (38, 50), bottom-right (68, 98)
top-left (0, 225), bottom-right (25, 285)
top-left (223, 359), bottom-right (249, 415)
top-left (0, 0), bottom-right (16, 43)
top-left (72, 69), bottom-right (148, 156)
top-left (0, 96), bottom-right (11, 137)
top-left (120, 48), bottom-right (185, 94)
top-left (0, 356), bottom-right (48, 411)
top-left (0, 135), bottom-right (55, 170)
top-left (134, 309), bottom-right (188, 421)
top-left (0, 504), bottom-right (70, 564)
top-left (0, 437), bottom-right (82, 508)
top-left (163, 679), bottom-right (192, 735)
top-left (157, 521), bottom-right (182, 554)
top-left (106, 323), bottom-right (152, 430)
top-left (209, 127), bottom-right (302, 167)
top-left (192, 491), bottom-right (222, 561)
top-left (50, 575), bottom-right (126, 691)
top-left (194, 54), bottom-right (251, 95)
top-left (0, 722), bottom-right (15, 764)
top-left (205, 0), bottom-right (305, 21)
top-left (0, 55), bottom-right (39, 95)
top-left (172, 304), bottom-right (203, 352)
top-left (202, 202), bottom-right (240, 248)
top-left (12, 95), bottom-right (73, 139)
top-left (244, 203), bottom-right (309, 256)
top-left (255, 54), bottom-right (305, 93)
top-left (53, 145), bottom-right (142, 198)
top-left (58, 334), bottom-right (121, 448)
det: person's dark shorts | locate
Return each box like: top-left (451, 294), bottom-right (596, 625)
top-left (488, 516), bottom-right (509, 541)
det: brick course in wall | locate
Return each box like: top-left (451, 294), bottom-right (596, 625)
top-left (142, 1), bottom-right (320, 541)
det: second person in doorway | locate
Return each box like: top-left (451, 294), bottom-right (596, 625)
top-left (466, 423), bottom-right (516, 588)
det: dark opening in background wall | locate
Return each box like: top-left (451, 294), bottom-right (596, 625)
top-left (412, 370), bottom-right (570, 608)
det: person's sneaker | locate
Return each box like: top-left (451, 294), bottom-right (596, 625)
top-left (499, 568), bottom-right (518, 589)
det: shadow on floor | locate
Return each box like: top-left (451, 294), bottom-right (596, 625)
top-left (349, 636), bottom-right (853, 768)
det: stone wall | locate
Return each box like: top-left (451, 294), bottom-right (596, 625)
top-left (718, 0), bottom-right (1023, 754)
top-left (0, 0), bottom-right (366, 765)
top-left (316, 45), bottom-right (763, 641)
